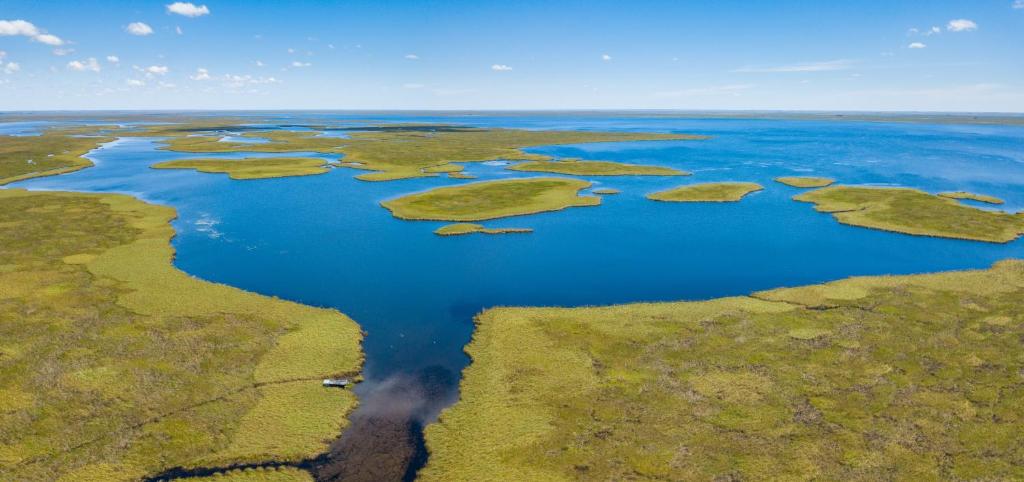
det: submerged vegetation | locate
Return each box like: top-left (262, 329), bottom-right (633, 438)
top-left (795, 186), bottom-right (1024, 243)
top-left (507, 159), bottom-right (688, 176)
top-left (144, 123), bottom-right (702, 181)
top-left (937, 191), bottom-right (1005, 205)
top-left (434, 223), bottom-right (533, 236)
top-left (0, 189), bottom-right (362, 481)
top-left (422, 260), bottom-right (1024, 481)
top-left (382, 178), bottom-right (600, 221)
top-left (0, 126), bottom-right (115, 185)
top-left (152, 157), bottom-right (332, 180)
top-left (775, 176), bottom-right (835, 188)
top-left (647, 182), bottom-right (764, 202)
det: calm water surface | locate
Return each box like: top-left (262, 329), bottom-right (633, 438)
top-left (9, 114), bottom-right (1024, 478)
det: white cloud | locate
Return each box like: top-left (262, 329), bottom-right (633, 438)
top-left (0, 19), bottom-right (64, 46)
top-left (126, 22), bottom-right (154, 36)
top-left (67, 57), bottom-right (101, 72)
top-left (491, 64), bottom-right (512, 71)
top-left (405, 54), bottom-right (419, 60)
top-left (190, 67), bottom-right (210, 80)
top-left (601, 54), bottom-right (612, 61)
top-left (166, 2), bottom-right (210, 17)
top-left (127, 79), bottom-right (145, 86)
top-left (107, 55), bottom-right (119, 63)
top-left (254, 60), bottom-right (264, 67)
top-left (908, 26), bottom-right (941, 36)
top-left (3, 62), bottom-right (19, 74)
top-left (291, 61), bottom-right (311, 67)
top-left (287, 48), bottom-right (295, 54)
top-left (52, 47), bottom-right (74, 56)
top-left (146, 65), bottom-right (169, 75)
top-left (947, 19), bottom-right (977, 32)
top-left (733, 59), bottom-right (854, 73)
top-left (1015, 0), bottom-right (1024, 9)
top-left (908, 42), bottom-right (927, 49)
top-left (222, 74), bottom-right (280, 88)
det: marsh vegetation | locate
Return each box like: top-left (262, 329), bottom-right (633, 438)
top-left (795, 186), bottom-right (1024, 243)
top-left (423, 260), bottom-right (1024, 481)
top-left (507, 159), bottom-right (688, 176)
top-left (152, 157), bottom-right (332, 180)
top-left (382, 178), bottom-right (600, 222)
top-left (434, 223), bottom-right (533, 236)
top-left (647, 182), bottom-right (764, 202)
top-left (0, 189), bottom-right (362, 481)
top-left (774, 176), bottom-right (835, 188)
top-left (0, 126), bottom-right (115, 185)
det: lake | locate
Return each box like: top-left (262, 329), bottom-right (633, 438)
top-left (9, 113), bottom-right (1024, 479)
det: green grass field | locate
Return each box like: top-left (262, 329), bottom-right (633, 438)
top-left (382, 178), bottom-right (600, 221)
top-left (144, 123), bottom-right (703, 181)
top-left (937, 191), bottom-right (1005, 205)
top-left (0, 126), bottom-right (116, 185)
top-left (795, 186), bottom-right (1024, 243)
top-left (152, 157), bottom-right (332, 180)
top-left (0, 189), bottom-right (362, 481)
top-left (774, 176), bottom-right (835, 188)
top-left (434, 223), bottom-right (534, 236)
top-left (507, 159), bottom-right (688, 176)
top-left (647, 182), bottom-right (764, 202)
top-left (422, 260), bottom-right (1024, 481)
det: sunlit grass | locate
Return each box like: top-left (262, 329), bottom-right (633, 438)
top-left (434, 223), bottom-right (533, 236)
top-left (774, 176), bottom-right (835, 188)
top-left (795, 186), bottom-right (1024, 243)
top-left (0, 189), bottom-right (361, 481)
top-left (937, 191), bottom-right (1004, 205)
top-left (0, 126), bottom-right (116, 185)
top-left (422, 260), bottom-right (1024, 481)
top-left (152, 157), bottom-right (331, 180)
top-left (647, 182), bottom-right (764, 202)
top-left (382, 178), bottom-right (600, 221)
top-left (507, 159), bottom-right (688, 176)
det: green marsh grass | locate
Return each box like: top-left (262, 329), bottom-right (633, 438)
top-left (507, 159), bottom-right (688, 176)
top-left (152, 157), bottom-right (331, 180)
top-left (647, 182), bottom-right (764, 202)
top-left (0, 189), bottom-right (362, 481)
top-left (774, 176), bottom-right (835, 188)
top-left (382, 178), bottom-right (600, 222)
top-left (433, 223), bottom-right (533, 236)
top-left (422, 260), bottom-right (1024, 481)
top-left (937, 191), bottom-right (1005, 205)
top-left (795, 186), bottom-right (1024, 243)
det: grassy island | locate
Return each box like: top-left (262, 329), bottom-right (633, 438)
top-left (592, 188), bottom-right (621, 195)
top-left (382, 178), bottom-right (600, 221)
top-left (434, 223), bottom-right (533, 236)
top-left (0, 127), bottom-right (116, 185)
top-left (775, 176), bottom-right (835, 188)
top-left (647, 182), bottom-right (764, 202)
top-left (422, 259), bottom-right (1024, 481)
top-left (0, 189), bottom-right (362, 481)
top-left (145, 123), bottom-right (703, 182)
top-left (152, 157), bottom-right (331, 180)
top-left (795, 186), bottom-right (1024, 243)
top-left (937, 191), bottom-right (1005, 205)
top-left (507, 159), bottom-right (688, 176)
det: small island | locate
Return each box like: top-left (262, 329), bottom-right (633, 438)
top-left (795, 186), bottom-right (1024, 243)
top-left (937, 191), bottom-right (1005, 205)
top-left (647, 182), bottom-right (764, 202)
top-left (774, 176), bottom-right (835, 188)
top-left (507, 159), bottom-right (688, 176)
top-left (152, 157), bottom-right (332, 180)
top-left (592, 188), bottom-right (621, 195)
top-left (434, 223), bottom-right (533, 236)
top-left (146, 122), bottom-right (705, 182)
top-left (421, 260), bottom-right (1024, 481)
top-left (381, 177), bottom-right (600, 221)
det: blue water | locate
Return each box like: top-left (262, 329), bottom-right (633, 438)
top-left (7, 114), bottom-right (1024, 473)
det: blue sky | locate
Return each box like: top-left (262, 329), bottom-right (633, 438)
top-left (1, 0), bottom-right (1022, 111)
